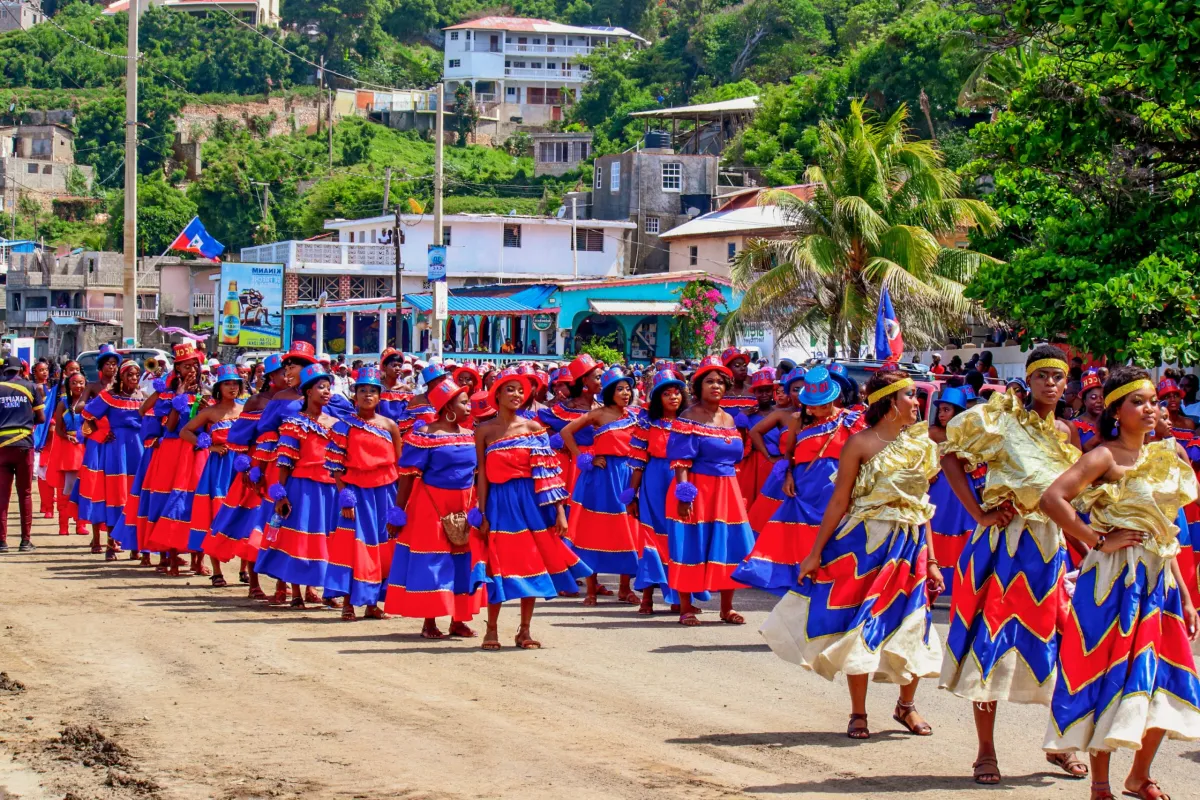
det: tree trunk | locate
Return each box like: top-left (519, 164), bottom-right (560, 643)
top-left (826, 308), bottom-right (840, 357)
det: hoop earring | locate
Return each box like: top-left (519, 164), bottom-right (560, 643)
top-left (886, 405), bottom-right (900, 422)
top-left (446, 410), bottom-right (457, 424)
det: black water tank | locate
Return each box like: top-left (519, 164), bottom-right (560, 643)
top-left (643, 130), bottom-right (671, 150)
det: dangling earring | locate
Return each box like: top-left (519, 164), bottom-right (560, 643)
top-left (886, 405), bottom-right (899, 422)
top-left (446, 410), bottom-right (458, 424)
top-left (1110, 417), bottom-right (1119, 437)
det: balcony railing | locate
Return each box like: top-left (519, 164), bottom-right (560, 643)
top-left (507, 43), bottom-right (594, 57)
top-left (4, 269), bottom-right (160, 289)
top-left (191, 293), bottom-right (215, 314)
top-left (14, 307), bottom-right (159, 326)
top-left (241, 240), bottom-right (396, 268)
top-left (504, 67), bottom-right (584, 81)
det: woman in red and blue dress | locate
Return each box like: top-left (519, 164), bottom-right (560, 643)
top-left (1073, 370), bottom-right (1104, 450)
top-left (633, 369), bottom-right (710, 614)
top-left (734, 367), bottom-right (777, 509)
top-left (140, 342), bottom-right (209, 576)
top-left (665, 355), bottom-right (756, 626)
top-left (746, 368), bottom-right (806, 533)
top-left (1040, 368), bottom-right (1200, 800)
top-left (204, 354), bottom-right (287, 599)
top-left (1157, 376), bottom-right (1200, 606)
top-left (72, 344), bottom-right (120, 555)
top-left (78, 360), bottom-right (144, 561)
top-left (257, 364), bottom-right (340, 608)
top-left (925, 386), bottom-right (976, 596)
top-left (386, 378), bottom-right (487, 637)
top-left (734, 367), bottom-right (865, 595)
top-left (561, 367), bottom-right (647, 606)
top-left (475, 368), bottom-right (592, 650)
top-left (113, 371), bottom-right (167, 567)
top-left (378, 348), bottom-right (413, 424)
top-left (539, 354), bottom-right (601, 500)
top-left (326, 366), bottom-right (403, 620)
top-left (396, 363), bottom-right (448, 435)
top-left (45, 369), bottom-right (86, 537)
top-left (181, 365), bottom-right (244, 587)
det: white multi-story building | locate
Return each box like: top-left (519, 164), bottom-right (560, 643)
top-left (442, 16), bottom-right (645, 127)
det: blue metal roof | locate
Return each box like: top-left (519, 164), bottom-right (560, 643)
top-left (404, 284), bottom-right (557, 315)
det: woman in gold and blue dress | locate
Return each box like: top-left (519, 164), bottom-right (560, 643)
top-left (761, 370), bottom-right (944, 741)
top-left (1040, 367), bottom-right (1200, 800)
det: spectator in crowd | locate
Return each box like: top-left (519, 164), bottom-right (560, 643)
top-left (0, 357), bottom-right (45, 553)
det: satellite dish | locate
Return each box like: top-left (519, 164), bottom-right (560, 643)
top-left (687, 207), bottom-right (701, 217)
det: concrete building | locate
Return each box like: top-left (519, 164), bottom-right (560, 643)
top-left (0, 0), bottom-right (44, 32)
top-left (442, 16), bottom-right (645, 129)
top-left (658, 185), bottom-right (814, 279)
top-left (244, 212), bottom-right (636, 356)
top-left (531, 131), bottom-right (591, 177)
top-left (103, 0), bottom-right (279, 26)
top-left (158, 257), bottom-right (221, 331)
top-left (587, 138), bottom-right (720, 274)
top-left (5, 249), bottom-right (162, 357)
top-left (0, 123), bottom-right (94, 212)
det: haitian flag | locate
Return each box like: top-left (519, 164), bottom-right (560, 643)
top-left (169, 216), bottom-right (225, 261)
top-left (874, 286), bottom-right (903, 363)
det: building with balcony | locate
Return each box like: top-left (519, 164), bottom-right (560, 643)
top-left (242, 212), bottom-right (636, 355)
top-left (5, 250), bottom-right (162, 357)
top-left (442, 16), bottom-right (645, 128)
top-left (157, 257), bottom-right (221, 332)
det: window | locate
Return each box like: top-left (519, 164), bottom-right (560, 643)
top-left (575, 141), bottom-right (590, 161)
top-left (727, 242), bottom-right (737, 262)
top-left (610, 161), bottom-right (620, 192)
top-left (546, 87), bottom-right (562, 105)
top-left (594, 166), bottom-right (603, 188)
top-left (31, 138), bottom-right (51, 157)
top-left (348, 231), bottom-right (355, 243)
top-left (644, 216), bottom-right (659, 234)
top-left (546, 62), bottom-right (556, 69)
top-left (573, 229), bottom-right (604, 252)
top-left (448, 59), bottom-right (461, 68)
top-left (297, 276), bottom-right (340, 302)
top-left (27, 163), bottom-right (37, 174)
top-left (464, 31), bottom-right (471, 40)
top-left (539, 141), bottom-right (571, 163)
top-left (42, 165), bottom-right (51, 175)
top-left (503, 224), bottom-right (522, 248)
top-left (662, 162), bottom-right (682, 191)
top-left (506, 86), bottom-right (517, 98)
top-left (443, 226), bottom-right (451, 247)
top-left (527, 87), bottom-right (545, 104)
top-left (689, 246), bottom-right (698, 266)
top-left (449, 31), bottom-right (458, 40)
top-left (349, 276), bottom-right (370, 299)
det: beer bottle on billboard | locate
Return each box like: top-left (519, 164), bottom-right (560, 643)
top-left (221, 280), bottom-right (241, 345)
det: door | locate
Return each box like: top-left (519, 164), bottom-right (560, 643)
top-left (551, 105), bottom-right (562, 121)
top-left (489, 34), bottom-right (499, 52)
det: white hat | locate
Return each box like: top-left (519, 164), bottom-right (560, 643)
top-left (400, 363), bottom-right (413, 373)
top-left (208, 358), bottom-right (220, 367)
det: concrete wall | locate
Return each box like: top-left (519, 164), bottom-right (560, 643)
top-left (178, 94), bottom-right (351, 140)
top-left (666, 234), bottom-right (748, 280)
top-left (0, 1), bottom-right (44, 33)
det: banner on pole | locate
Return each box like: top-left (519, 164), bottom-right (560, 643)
top-left (433, 281), bottom-right (448, 322)
top-left (217, 262), bottom-right (283, 348)
top-left (427, 244), bottom-right (447, 283)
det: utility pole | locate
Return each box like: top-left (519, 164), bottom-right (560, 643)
top-left (393, 205), bottom-right (403, 350)
top-left (328, 89), bottom-right (334, 173)
top-left (316, 55), bottom-right (323, 133)
top-left (121, 0), bottom-right (139, 348)
top-left (571, 196), bottom-right (578, 279)
top-left (431, 81), bottom-right (445, 363)
top-left (381, 166), bottom-right (391, 212)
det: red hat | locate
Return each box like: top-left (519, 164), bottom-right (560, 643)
top-left (693, 355), bottom-right (732, 382)
top-left (429, 379), bottom-right (470, 415)
top-left (720, 347), bottom-right (748, 367)
top-left (750, 367), bottom-right (776, 389)
top-left (381, 348), bottom-right (404, 367)
top-left (453, 365), bottom-right (481, 387)
top-left (173, 341), bottom-right (201, 366)
top-left (567, 353), bottom-right (602, 382)
top-left (1081, 371), bottom-right (1102, 393)
top-left (470, 390), bottom-right (495, 420)
top-left (1157, 378), bottom-right (1183, 399)
top-left (283, 341), bottom-right (318, 366)
top-left (515, 363), bottom-right (544, 395)
top-left (489, 367), bottom-right (528, 408)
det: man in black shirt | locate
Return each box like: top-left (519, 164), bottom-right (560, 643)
top-left (0, 356), bottom-right (45, 553)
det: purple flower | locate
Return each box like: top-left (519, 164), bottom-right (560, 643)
top-left (233, 454), bottom-right (252, 473)
top-left (247, 467), bottom-right (262, 484)
top-left (171, 394), bottom-right (190, 412)
top-left (467, 507), bottom-right (484, 528)
top-left (549, 432), bottom-right (564, 450)
top-left (576, 452), bottom-right (594, 472)
top-left (674, 481), bottom-right (698, 503)
top-left (152, 378), bottom-right (167, 393)
top-left (337, 488), bottom-right (357, 509)
top-left (618, 487), bottom-right (636, 505)
top-left (267, 483), bottom-right (287, 501)
top-left (196, 432), bottom-right (212, 449)
top-left (734, 412), bottom-right (750, 430)
top-left (386, 507), bottom-right (407, 527)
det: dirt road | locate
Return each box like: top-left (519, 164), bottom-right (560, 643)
top-left (2, 511), bottom-right (1197, 800)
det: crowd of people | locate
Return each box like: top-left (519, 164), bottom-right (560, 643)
top-left (1, 341), bottom-right (1197, 799)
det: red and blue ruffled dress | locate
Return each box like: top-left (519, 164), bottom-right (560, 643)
top-left (1045, 440), bottom-right (1200, 753)
top-left (748, 425), bottom-right (805, 533)
top-left (324, 416), bottom-right (399, 606)
top-left (927, 466), bottom-right (980, 597)
top-left (734, 411), bottom-right (863, 594)
top-left (75, 392), bottom-right (144, 533)
top-left (482, 431), bottom-right (593, 603)
top-left (112, 403), bottom-right (162, 551)
top-left (761, 422), bottom-right (944, 684)
top-left (45, 402), bottom-right (86, 531)
top-left (254, 414), bottom-right (338, 588)
top-left (538, 402), bottom-right (594, 496)
top-left (186, 416), bottom-right (239, 553)
top-left (397, 400), bottom-right (436, 435)
top-left (664, 419), bottom-right (756, 593)
top-left (385, 429), bottom-right (487, 619)
top-left (735, 407), bottom-right (773, 508)
top-left (378, 387), bottom-right (412, 426)
top-left (203, 407), bottom-right (265, 563)
top-left (1164, 424), bottom-right (1200, 606)
top-left (141, 390), bottom-right (211, 553)
top-left (565, 410), bottom-right (647, 576)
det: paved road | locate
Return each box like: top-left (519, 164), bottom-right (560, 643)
top-left (1, 511), bottom-right (1196, 799)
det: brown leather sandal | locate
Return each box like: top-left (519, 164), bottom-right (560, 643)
top-left (1047, 752), bottom-right (1089, 779)
top-left (973, 756), bottom-right (1000, 785)
top-left (893, 701), bottom-right (932, 735)
top-left (847, 713), bottom-right (870, 740)
top-left (1125, 779), bottom-right (1171, 800)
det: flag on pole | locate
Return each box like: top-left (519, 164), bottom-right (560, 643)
top-left (169, 216), bottom-right (225, 261)
top-left (874, 286), bottom-right (903, 363)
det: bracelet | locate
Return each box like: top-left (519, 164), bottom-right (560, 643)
top-left (1094, 535), bottom-right (1106, 550)
top-left (267, 483), bottom-right (287, 501)
top-left (196, 432), bottom-right (212, 450)
top-left (674, 481), bottom-right (698, 503)
top-left (337, 488), bottom-right (357, 509)
top-left (247, 466), bottom-right (262, 484)
top-left (467, 506), bottom-right (484, 528)
top-left (386, 507), bottom-right (407, 527)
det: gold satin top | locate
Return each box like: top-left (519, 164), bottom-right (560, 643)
top-left (941, 390), bottom-right (1080, 522)
top-left (849, 422), bottom-right (939, 526)
top-left (1075, 439), bottom-right (1198, 559)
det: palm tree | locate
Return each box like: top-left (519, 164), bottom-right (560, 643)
top-left (725, 99), bottom-right (1000, 357)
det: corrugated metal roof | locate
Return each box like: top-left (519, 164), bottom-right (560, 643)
top-left (443, 16), bottom-right (640, 39)
top-left (404, 284), bottom-right (557, 315)
top-left (630, 96), bottom-right (759, 119)
top-left (588, 300), bottom-right (681, 315)
top-left (658, 205), bottom-right (791, 240)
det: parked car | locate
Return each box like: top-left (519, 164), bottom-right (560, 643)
top-left (802, 357), bottom-right (932, 388)
top-left (77, 348), bottom-right (172, 382)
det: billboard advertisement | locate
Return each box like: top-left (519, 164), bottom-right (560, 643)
top-left (217, 262), bottom-right (283, 348)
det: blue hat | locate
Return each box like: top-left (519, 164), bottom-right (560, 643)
top-left (962, 385), bottom-right (978, 401)
top-left (649, 369), bottom-right (685, 399)
top-left (599, 367), bottom-right (633, 396)
top-left (353, 365), bottom-right (383, 389)
top-left (263, 353), bottom-right (284, 375)
top-left (781, 367), bottom-right (807, 392)
top-left (213, 365), bottom-right (241, 385)
top-left (96, 343), bottom-right (119, 367)
top-left (298, 364), bottom-right (331, 392)
top-left (827, 361), bottom-right (856, 397)
top-left (798, 366), bottom-right (840, 406)
top-left (828, 362), bottom-right (847, 376)
top-left (421, 363), bottom-right (446, 386)
top-left (936, 387), bottom-right (967, 411)
top-left (1006, 377), bottom-right (1029, 393)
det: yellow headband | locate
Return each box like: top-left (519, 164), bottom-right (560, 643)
top-left (1025, 358), bottom-right (1069, 378)
top-left (1104, 379), bottom-right (1154, 408)
top-left (867, 377), bottom-right (914, 405)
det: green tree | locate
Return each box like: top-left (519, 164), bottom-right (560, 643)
top-left (107, 174), bottom-right (198, 255)
top-left (727, 100), bottom-right (998, 355)
top-left (451, 83), bottom-right (479, 146)
top-left (74, 83), bottom-right (182, 183)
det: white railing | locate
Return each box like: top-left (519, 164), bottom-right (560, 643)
top-left (22, 307), bottom-right (158, 325)
top-left (241, 241), bottom-right (395, 268)
top-left (474, 92), bottom-right (497, 104)
top-left (191, 293), bottom-right (215, 314)
top-left (470, 42), bottom-right (504, 53)
top-left (508, 44), bottom-right (594, 57)
top-left (504, 67), bottom-right (583, 81)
